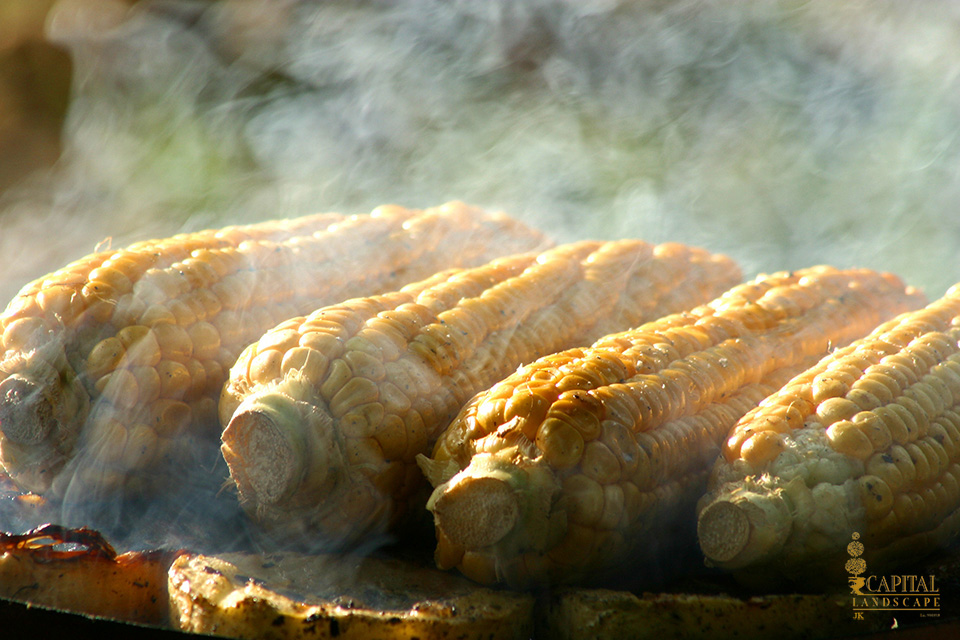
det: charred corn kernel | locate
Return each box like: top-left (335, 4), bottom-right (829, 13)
top-left (220, 239), bottom-right (741, 548)
top-left (697, 285), bottom-right (960, 588)
top-left (422, 266), bottom-right (924, 587)
top-left (0, 203), bottom-right (549, 497)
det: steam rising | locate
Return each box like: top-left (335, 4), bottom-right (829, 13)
top-left (2, 0), bottom-right (960, 303)
top-left (3, 0), bottom-right (960, 553)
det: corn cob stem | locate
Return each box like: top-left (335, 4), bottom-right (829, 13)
top-left (219, 240), bottom-right (741, 548)
top-left (697, 286), bottom-right (960, 586)
top-left (696, 485), bottom-right (793, 567)
top-left (433, 477), bottom-right (520, 550)
top-left (422, 267), bottom-right (925, 587)
top-left (221, 394), bottom-right (327, 506)
top-left (0, 375), bottom-right (58, 445)
top-left (0, 202), bottom-right (548, 498)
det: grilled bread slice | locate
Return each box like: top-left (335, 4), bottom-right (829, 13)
top-left (168, 549), bottom-right (535, 639)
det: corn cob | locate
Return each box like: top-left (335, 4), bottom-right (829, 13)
top-left (218, 240), bottom-right (741, 548)
top-left (0, 202), bottom-right (549, 498)
top-left (420, 267), bottom-right (925, 588)
top-left (697, 285), bottom-right (960, 587)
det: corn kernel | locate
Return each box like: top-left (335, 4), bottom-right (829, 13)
top-left (581, 440), bottom-right (621, 485)
top-left (859, 474), bottom-right (895, 520)
top-left (536, 418), bottom-right (585, 469)
top-left (826, 420), bottom-right (875, 460)
top-left (740, 430), bottom-right (785, 467)
top-left (330, 377), bottom-right (380, 419)
top-left (561, 474), bottom-right (604, 527)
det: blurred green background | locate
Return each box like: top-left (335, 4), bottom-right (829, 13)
top-left (2, 0), bottom-right (960, 304)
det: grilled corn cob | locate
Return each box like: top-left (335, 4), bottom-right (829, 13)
top-left (421, 267), bottom-right (925, 588)
top-left (219, 240), bottom-right (741, 548)
top-left (0, 202), bottom-right (548, 498)
top-left (697, 285), bottom-right (960, 587)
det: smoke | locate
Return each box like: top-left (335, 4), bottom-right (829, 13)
top-left (3, 0), bottom-right (960, 551)
top-left (3, 0), bottom-right (960, 305)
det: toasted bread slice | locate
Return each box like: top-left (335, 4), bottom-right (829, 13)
top-left (168, 550), bottom-right (535, 639)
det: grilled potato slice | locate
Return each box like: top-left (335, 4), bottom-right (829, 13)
top-left (168, 550), bottom-right (535, 639)
top-left (536, 588), bottom-right (888, 640)
top-left (0, 524), bottom-right (177, 626)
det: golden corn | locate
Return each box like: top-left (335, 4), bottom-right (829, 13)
top-left (0, 202), bottom-right (548, 498)
top-left (697, 284), bottom-right (960, 587)
top-left (420, 267), bottom-right (925, 588)
top-left (218, 240), bottom-right (741, 548)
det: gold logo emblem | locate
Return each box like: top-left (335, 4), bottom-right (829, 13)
top-left (846, 532), bottom-right (867, 596)
top-left (847, 531), bottom-right (941, 620)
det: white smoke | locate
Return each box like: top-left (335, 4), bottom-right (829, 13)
top-left (3, 0), bottom-right (960, 301)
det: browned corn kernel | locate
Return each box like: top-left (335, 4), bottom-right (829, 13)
top-left (421, 266), bottom-right (923, 587)
top-left (219, 240), bottom-right (741, 549)
top-left (0, 203), bottom-right (549, 498)
top-left (697, 285), bottom-right (960, 588)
